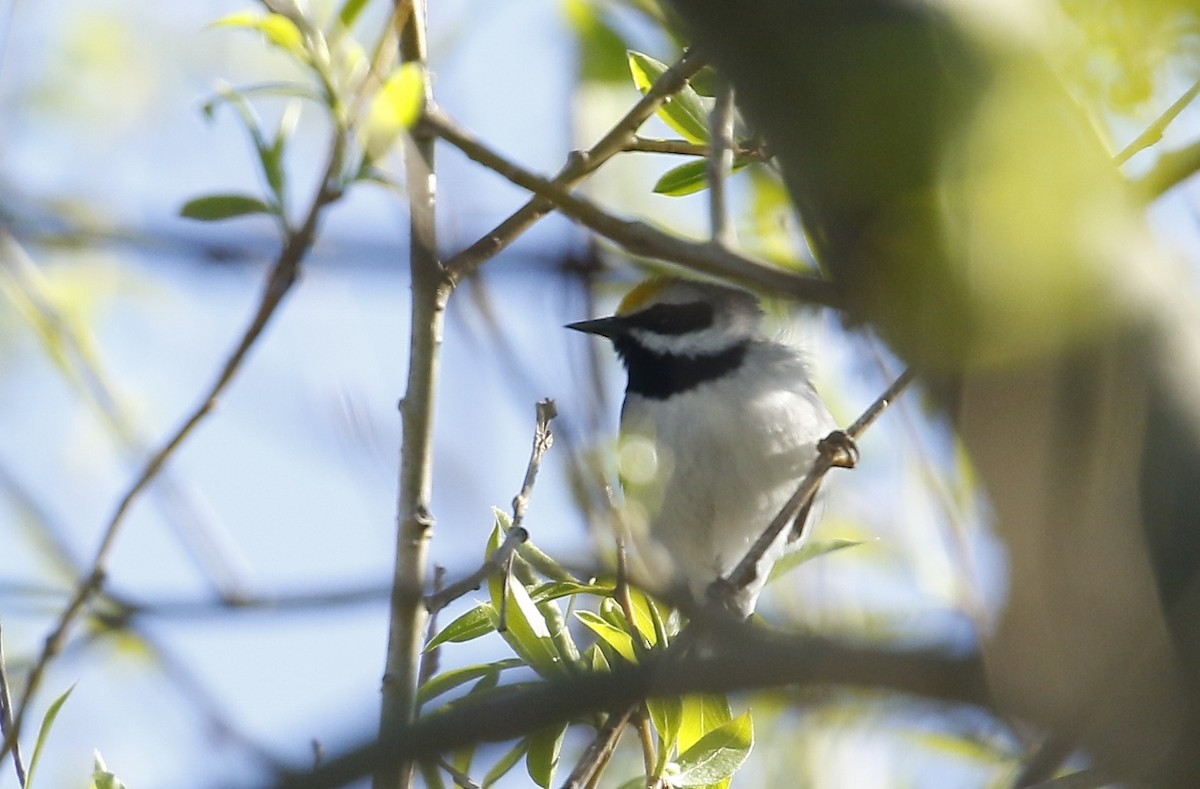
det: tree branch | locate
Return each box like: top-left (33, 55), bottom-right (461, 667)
top-left (376, 2), bottom-right (446, 787)
top-left (272, 623), bottom-right (989, 788)
top-left (422, 109), bottom-right (838, 308)
top-left (712, 367), bottom-right (915, 604)
top-left (442, 49), bottom-right (707, 285)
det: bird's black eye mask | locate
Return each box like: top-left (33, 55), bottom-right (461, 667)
top-left (622, 302), bottom-right (714, 335)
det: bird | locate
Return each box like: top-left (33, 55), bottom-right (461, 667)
top-left (568, 276), bottom-right (838, 616)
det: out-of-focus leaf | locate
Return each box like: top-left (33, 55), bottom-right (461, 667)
top-left (482, 736), bottom-right (530, 787)
top-left (628, 50), bottom-right (711, 143)
top-left (565, 0), bottom-right (631, 84)
top-left (671, 711), bottom-right (753, 787)
top-left (768, 538), bottom-right (869, 582)
top-left (424, 603), bottom-right (496, 651)
top-left (585, 643), bottom-right (611, 672)
top-left (653, 157), bottom-right (750, 197)
top-left (336, 0), bottom-right (371, 30)
top-left (89, 751), bottom-right (127, 789)
top-left (26, 683), bottom-right (75, 789)
top-left (362, 63), bottom-right (424, 161)
top-left (526, 721), bottom-right (568, 788)
top-left (626, 588), bottom-right (660, 646)
top-left (180, 194), bottom-right (274, 221)
top-left (416, 658), bottom-right (523, 706)
top-left (576, 610), bottom-right (637, 663)
top-left (213, 11), bottom-right (308, 63)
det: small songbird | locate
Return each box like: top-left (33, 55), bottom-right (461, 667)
top-left (568, 276), bottom-right (837, 615)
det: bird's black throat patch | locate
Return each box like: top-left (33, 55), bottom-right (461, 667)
top-left (613, 337), bottom-right (747, 399)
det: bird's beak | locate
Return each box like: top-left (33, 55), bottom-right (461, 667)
top-left (565, 316), bottom-right (624, 338)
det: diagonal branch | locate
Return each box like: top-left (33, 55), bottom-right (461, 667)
top-left (712, 367), bottom-right (916, 604)
top-left (423, 109), bottom-right (838, 308)
top-left (442, 49), bottom-right (707, 285)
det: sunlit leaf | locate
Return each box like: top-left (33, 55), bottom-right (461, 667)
top-left (647, 694), bottom-right (684, 754)
top-left (362, 63), bottom-right (425, 161)
top-left (213, 11), bottom-right (308, 63)
top-left (628, 50), bottom-right (710, 143)
top-left (576, 610), bottom-right (637, 663)
top-left (678, 693), bottom-right (731, 753)
top-left (526, 721), bottom-right (567, 788)
top-left (424, 603), bottom-right (496, 652)
top-left (491, 578), bottom-right (567, 676)
top-left (530, 579), bottom-right (615, 603)
top-left (26, 683), bottom-right (75, 789)
top-left (672, 711), bottom-right (753, 787)
top-left (180, 194), bottom-right (275, 221)
top-left (417, 658), bottom-right (523, 706)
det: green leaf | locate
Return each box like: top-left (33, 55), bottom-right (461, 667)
top-left (26, 683), bottom-right (75, 789)
top-left (647, 695), bottom-right (684, 755)
top-left (213, 11), bottom-right (309, 63)
top-left (89, 751), bottom-right (127, 789)
top-left (526, 722), bottom-right (567, 788)
top-left (626, 588), bottom-right (662, 647)
top-left (180, 194), bottom-right (275, 221)
top-left (672, 711), bottom-right (753, 787)
top-left (417, 658), bottom-right (523, 706)
top-left (565, 0), bottom-right (631, 84)
top-left (362, 63), bottom-right (425, 161)
top-left (576, 610), bottom-right (637, 663)
top-left (585, 643), bottom-right (611, 672)
top-left (768, 538), bottom-right (868, 583)
top-left (628, 50), bottom-right (710, 143)
top-left (492, 579), bottom-right (568, 676)
top-left (483, 736), bottom-right (530, 787)
top-left (336, 0), bottom-right (371, 30)
top-left (653, 157), bottom-right (752, 197)
top-left (424, 603), bottom-right (497, 652)
top-left (530, 579), bottom-right (615, 604)
top-left (678, 694), bottom-right (731, 753)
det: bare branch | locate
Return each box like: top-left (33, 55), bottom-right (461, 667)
top-left (442, 49), bottom-right (707, 285)
top-left (377, 4), bottom-right (446, 787)
top-left (707, 82), bottom-right (736, 246)
top-left (422, 109), bottom-right (838, 308)
top-left (423, 528), bottom-right (528, 616)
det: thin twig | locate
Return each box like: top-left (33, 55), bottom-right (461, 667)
top-left (511, 399), bottom-right (558, 532)
top-left (436, 759), bottom-right (481, 789)
top-left (623, 137), bottom-right (767, 159)
top-left (418, 566), bottom-right (447, 688)
top-left (377, 0), bottom-right (444, 786)
top-left (422, 109), bottom-right (838, 308)
top-left (442, 49), bottom-right (707, 285)
top-left (707, 82), bottom-right (736, 246)
top-left (0, 622), bottom-right (26, 788)
top-left (559, 705), bottom-right (634, 789)
top-left (712, 367), bottom-right (916, 604)
top-left (1, 107), bottom-right (349, 771)
top-left (424, 528), bottom-right (529, 616)
top-left (423, 399), bottom-right (557, 615)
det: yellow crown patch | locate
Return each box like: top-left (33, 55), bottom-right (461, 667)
top-left (616, 277), bottom-right (673, 316)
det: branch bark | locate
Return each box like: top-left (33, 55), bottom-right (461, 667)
top-left (375, 2), bottom-right (448, 787)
